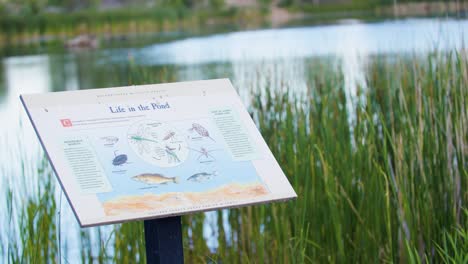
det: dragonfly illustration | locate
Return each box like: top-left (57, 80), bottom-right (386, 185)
top-left (129, 135), bottom-right (159, 143)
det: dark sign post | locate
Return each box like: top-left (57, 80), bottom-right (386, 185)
top-left (144, 216), bottom-right (184, 264)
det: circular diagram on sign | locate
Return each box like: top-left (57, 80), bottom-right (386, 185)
top-left (127, 120), bottom-right (189, 167)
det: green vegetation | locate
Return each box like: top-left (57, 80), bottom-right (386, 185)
top-left (2, 51), bottom-right (467, 262)
top-left (0, 1), bottom-right (268, 47)
top-left (281, 0), bottom-right (466, 23)
top-left (280, 0), bottom-right (460, 9)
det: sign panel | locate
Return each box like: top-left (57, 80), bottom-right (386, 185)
top-left (20, 79), bottom-right (296, 227)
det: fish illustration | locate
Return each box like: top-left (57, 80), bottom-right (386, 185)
top-left (187, 171), bottom-right (218, 183)
top-left (132, 173), bottom-right (180, 185)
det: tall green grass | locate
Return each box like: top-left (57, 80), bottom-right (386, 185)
top-left (2, 52), bottom-right (466, 263)
top-left (247, 52), bottom-right (467, 262)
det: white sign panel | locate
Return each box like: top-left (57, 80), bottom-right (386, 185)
top-left (21, 79), bottom-right (296, 227)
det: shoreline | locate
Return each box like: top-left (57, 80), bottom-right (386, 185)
top-left (0, 1), bottom-right (466, 54)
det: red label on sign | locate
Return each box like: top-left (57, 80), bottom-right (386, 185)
top-left (60, 119), bottom-right (72, 127)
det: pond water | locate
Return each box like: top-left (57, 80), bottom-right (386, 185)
top-left (1, 17), bottom-right (467, 257)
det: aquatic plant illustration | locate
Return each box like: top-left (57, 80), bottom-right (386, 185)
top-left (127, 121), bottom-right (190, 167)
top-left (189, 123), bottom-right (215, 142)
top-left (165, 145), bottom-right (181, 163)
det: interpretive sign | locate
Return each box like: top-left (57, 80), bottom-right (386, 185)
top-left (20, 79), bottom-right (296, 227)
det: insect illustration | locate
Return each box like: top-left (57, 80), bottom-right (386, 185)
top-left (112, 150), bottom-right (129, 166)
top-left (165, 145), bottom-right (180, 163)
top-left (128, 125), bottom-right (159, 155)
top-left (189, 146), bottom-right (220, 160)
top-left (100, 136), bottom-right (119, 146)
top-left (128, 134), bottom-right (159, 155)
top-left (189, 123), bottom-right (215, 142)
top-left (129, 135), bottom-right (158, 143)
top-left (163, 131), bottom-right (176, 142)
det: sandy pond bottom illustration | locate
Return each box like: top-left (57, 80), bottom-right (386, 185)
top-left (102, 182), bottom-right (269, 216)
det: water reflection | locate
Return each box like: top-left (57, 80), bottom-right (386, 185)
top-left (49, 54), bottom-right (79, 92)
top-left (130, 18), bottom-right (468, 66)
top-left (0, 63), bottom-right (6, 104)
top-left (0, 56), bottom-right (53, 254)
top-left (1, 55), bottom-right (51, 186)
top-left (0, 54), bottom-right (82, 186)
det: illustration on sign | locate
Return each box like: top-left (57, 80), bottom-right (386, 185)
top-left (88, 117), bottom-right (268, 216)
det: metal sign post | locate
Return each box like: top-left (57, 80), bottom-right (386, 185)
top-left (144, 216), bottom-right (184, 264)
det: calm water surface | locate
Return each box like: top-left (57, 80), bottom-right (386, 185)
top-left (1, 18), bottom-right (467, 257)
